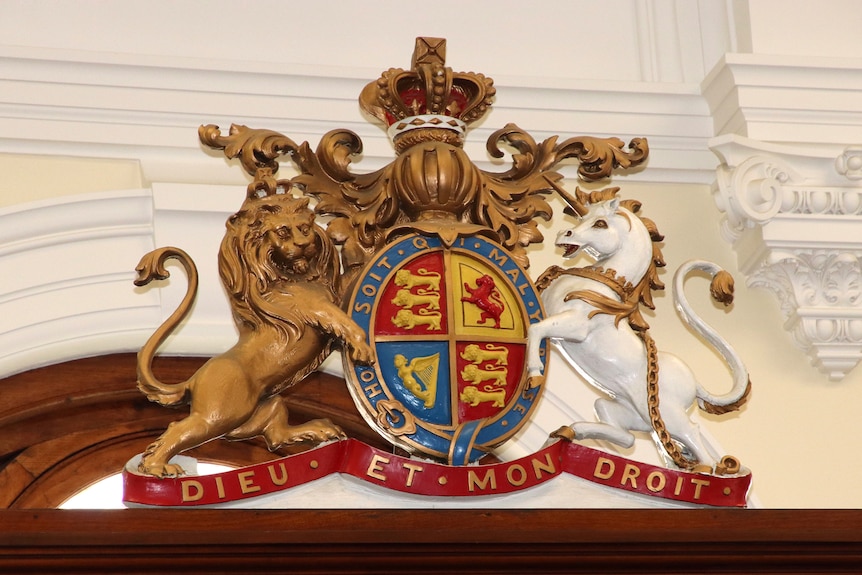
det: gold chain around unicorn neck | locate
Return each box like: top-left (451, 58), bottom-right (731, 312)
top-left (536, 265), bottom-right (633, 298)
top-left (536, 265), bottom-right (651, 332)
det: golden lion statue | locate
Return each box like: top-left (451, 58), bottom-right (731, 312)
top-left (134, 195), bottom-right (374, 478)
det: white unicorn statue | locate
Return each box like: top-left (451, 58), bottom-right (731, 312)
top-left (526, 187), bottom-right (751, 474)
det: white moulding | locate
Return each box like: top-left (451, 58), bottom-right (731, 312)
top-left (711, 135), bottom-right (862, 381)
top-left (0, 47), bottom-right (716, 186)
top-left (0, 186), bottom-right (244, 379)
top-left (0, 190), bottom-right (156, 377)
top-left (702, 53), bottom-right (862, 145)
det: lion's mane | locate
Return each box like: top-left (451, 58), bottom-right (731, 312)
top-left (217, 195), bottom-right (340, 338)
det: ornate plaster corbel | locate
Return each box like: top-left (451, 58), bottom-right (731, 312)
top-left (711, 135), bottom-right (862, 381)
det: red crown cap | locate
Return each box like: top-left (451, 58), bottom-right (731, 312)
top-left (360, 37), bottom-right (495, 152)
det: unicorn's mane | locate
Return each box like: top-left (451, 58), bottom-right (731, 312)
top-left (616, 197), bottom-right (665, 313)
top-left (577, 188), bottom-right (666, 330)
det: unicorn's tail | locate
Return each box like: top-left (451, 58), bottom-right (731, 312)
top-left (673, 260), bottom-right (751, 414)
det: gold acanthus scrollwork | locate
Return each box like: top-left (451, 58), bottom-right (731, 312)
top-left (198, 121), bottom-right (648, 279)
top-left (486, 123), bottom-right (649, 182)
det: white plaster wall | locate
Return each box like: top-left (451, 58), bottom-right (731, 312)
top-left (745, 0), bottom-right (862, 57)
top-left (1, 0), bottom-right (861, 507)
top-left (0, 0), bottom-right (714, 83)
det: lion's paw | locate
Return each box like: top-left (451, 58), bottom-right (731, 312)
top-left (283, 419), bottom-right (346, 445)
top-left (527, 374), bottom-right (546, 389)
top-left (310, 420), bottom-right (347, 442)
top-left (138, 460), bottom-right (186, 478)
top-left (349, 340), bottom-right (375, 365)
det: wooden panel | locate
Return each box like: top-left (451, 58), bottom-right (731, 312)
top-left (0, 509), bottom-right (861, 573)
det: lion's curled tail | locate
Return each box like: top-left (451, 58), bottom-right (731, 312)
top-left (673, 260), bottom-right (751, 415)
top-left (134, 247), bottom-right (198, 407)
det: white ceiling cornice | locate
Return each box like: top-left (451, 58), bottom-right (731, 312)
top-left (702, 53), bottom-right (862, 145)
top-left (0, 47), bottom-right (717, 186)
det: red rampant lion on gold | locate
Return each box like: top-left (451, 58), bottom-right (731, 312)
top-left (462, 274), bottom-right (505, 328)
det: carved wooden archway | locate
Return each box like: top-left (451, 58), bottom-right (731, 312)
top-left (0, 354), bottom-right (387, 509)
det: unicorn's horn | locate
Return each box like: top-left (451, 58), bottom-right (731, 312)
top-left (543, 175), bottom-right (588, 217)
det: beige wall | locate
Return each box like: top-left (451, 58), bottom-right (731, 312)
top-left (0, 154), bottom-right (142, 208)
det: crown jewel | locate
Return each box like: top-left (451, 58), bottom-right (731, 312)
top-left (360, 37), bottom-right (495, 152)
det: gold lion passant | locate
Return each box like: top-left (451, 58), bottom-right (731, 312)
top-left (460, 343), bottom-right (509, 366)
top-left (460, 364), bottom-right (508, 388)
top-left (391, 308), bottom-right (443, 331)
top-left (134, 194), bottom-right (374, 478)
top-left (459, 385), bottom-right (506, 408)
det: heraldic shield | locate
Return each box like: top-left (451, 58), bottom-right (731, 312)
top-left (345, 233), bottom-right (546, 465)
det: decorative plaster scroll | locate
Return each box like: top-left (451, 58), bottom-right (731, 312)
top-left (0, 186), bottom-right (242, 379)
top-left (0, 190), bottom-right (156, 378)
top-left (712, 135), bottom-right (862, 381)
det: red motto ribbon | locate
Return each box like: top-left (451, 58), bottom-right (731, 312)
top-left (123, 439), bottom-right (751, 507)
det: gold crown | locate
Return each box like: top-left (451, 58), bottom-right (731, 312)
top-left (360, 37), bottom-right (495, 153)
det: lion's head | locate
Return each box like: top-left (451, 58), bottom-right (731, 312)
top-left (475, 275), bottom-right (494, 288)
top-left (460, 344), bottom-right (482, 362)
top-left (393, 269), bottom-right (413, 287)
top-left (460, 364), bottom-right (480, 380)
top-left (218, 195), bottom-right (338, 332)
top-left (391, 289), bottom-right (413, 307)
top-left (391, 309), bottom-right (414, 328)
top-left (460, 386), bottom-right (479, 403)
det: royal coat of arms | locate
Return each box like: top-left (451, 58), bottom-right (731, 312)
top-left (123, 37), bottom-right (753, 508)
top-left (346, 233), bottom-right (544, 465)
